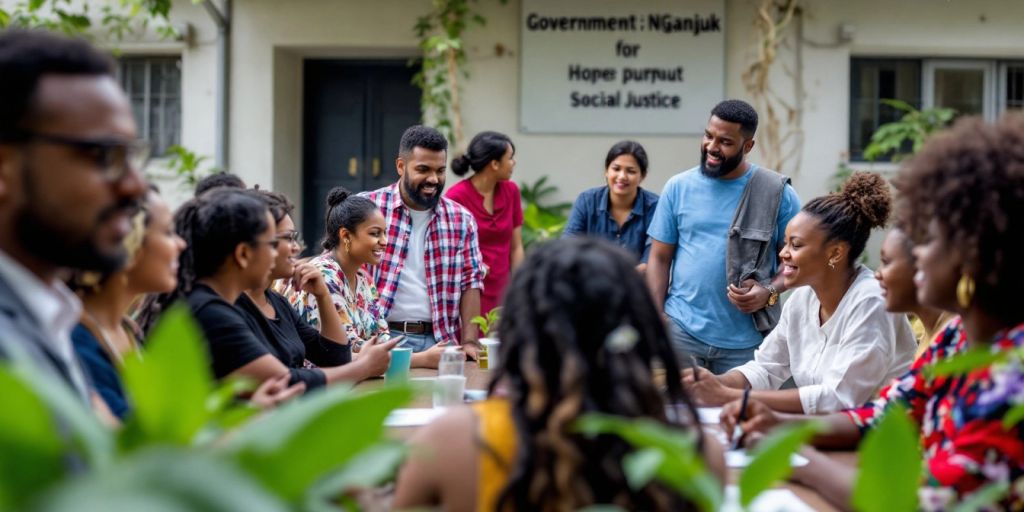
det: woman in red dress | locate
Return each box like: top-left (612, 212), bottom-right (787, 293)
top-left (446, 131), bottom-right (524, 316)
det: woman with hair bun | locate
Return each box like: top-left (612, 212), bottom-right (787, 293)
top-left (445, 131), bottom-right (524, 315)
top-left (685, 172), bottom-right (917, 414)
top-left (281, 186), bottom-right (442, 369)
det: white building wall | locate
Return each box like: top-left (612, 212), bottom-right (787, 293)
top-left (208, 0), bottom-right (1024, 214)
top-left (10, 0), bottom-right (1020, 239)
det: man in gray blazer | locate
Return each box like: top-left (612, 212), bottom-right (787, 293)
top-left (0, 30), bottom-right (148, 405)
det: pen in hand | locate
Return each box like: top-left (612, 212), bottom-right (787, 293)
top-left (731, 387), bottom-right (751, 450)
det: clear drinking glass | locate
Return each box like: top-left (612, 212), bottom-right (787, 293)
top-left (433, 347), bottom-right (466, 408)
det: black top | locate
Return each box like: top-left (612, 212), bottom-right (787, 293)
top-left (186, 284), bottom-right (347, 390)
top-left (235, 289), bottom-right (351, 370)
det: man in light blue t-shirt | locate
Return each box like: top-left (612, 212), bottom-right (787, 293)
top-left (647, 100), bottom-right (801, 374)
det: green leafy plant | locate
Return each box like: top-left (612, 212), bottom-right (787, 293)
top-left (164, 144), bottom-right (221, 190)
top-left (738, 420), bottom-right (824, 506)
top-left (863, 99), bottom-right (956, 162)
top-left (471, 306), bottom-right (501, 337)
top-left (412, 0), bottom-right (508, 148)
top-left (520, 176), bottom-right (571, 249)
top-left (0, 0), bottom-right (181, 42)
top-left (575, 414), bottom-right (723, 512)
top-left (0, 303), bottom-right (414, 510)
top-left (852, 404), bottom-right (922, 512)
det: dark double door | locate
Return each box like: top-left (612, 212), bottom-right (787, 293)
top-left (302, 60), bottom-right (421, 254)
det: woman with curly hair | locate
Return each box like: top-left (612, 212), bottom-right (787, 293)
top-left (393, 237), bottom-right (724, 511)
top-left (720, 114), bottom-right (1024, 510)
top-left (685, 172), bottom-right (916, 414)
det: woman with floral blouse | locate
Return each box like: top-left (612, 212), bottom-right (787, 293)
top-left (718, 114), bottom-right (1024, 510)
top-left (281, 186), bottom-right (443, 369)
top-left (281, 187), bottom-right (390, 349)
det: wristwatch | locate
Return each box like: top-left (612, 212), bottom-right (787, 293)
top-left (766, 284), bottom-right (780, 307)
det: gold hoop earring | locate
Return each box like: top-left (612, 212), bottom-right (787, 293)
top-left (957, 274), bottom-right (975, 309)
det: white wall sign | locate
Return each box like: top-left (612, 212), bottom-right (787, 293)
top-left (520, 0), bottom-right (725, 135)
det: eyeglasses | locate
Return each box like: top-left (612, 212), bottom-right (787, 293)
top-left (276, 230), bottom-right (306, 251)
top-left (21, 132), bottom-right (151, 182)
top-left (276, 231), bottom-right (303, 243)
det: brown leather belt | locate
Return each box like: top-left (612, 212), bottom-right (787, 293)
top-left (388, 321), bottom-right (433, 335)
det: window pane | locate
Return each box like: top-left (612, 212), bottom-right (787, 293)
top-left (849, 59), bottom-right (921, 161)
top-left (933, 68), bottom-right (985, 117)
top-left (118, 56), bottom-right (181, 156)
top-left (1007, 64), bottom-right (1024, 112)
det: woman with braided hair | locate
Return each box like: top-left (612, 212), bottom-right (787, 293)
top-left (394, 237), bottom-right (724, 511)
top-left (685, 172), bottom-right (917, 414)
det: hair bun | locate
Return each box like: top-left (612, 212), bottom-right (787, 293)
top-left (450, 154), bottom-right (471, 177)
top-left (841, 172), bottom-right (891, 229)
top-left (326, 186), bottom-right (351, 208)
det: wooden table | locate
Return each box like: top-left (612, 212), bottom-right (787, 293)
top-left (361, 363), bottom-right (851, 511)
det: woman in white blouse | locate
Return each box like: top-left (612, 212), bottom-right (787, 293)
top-left (684, 172), bottom-right (916, 414)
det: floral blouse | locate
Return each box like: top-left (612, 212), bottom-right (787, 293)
top-left (846, 317), bottom-right (1024, 509)
top-left (279, 252), bottom-right (389, 348)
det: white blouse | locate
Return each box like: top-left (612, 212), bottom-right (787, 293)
top-left (733, 265), bottom-right (917, 414)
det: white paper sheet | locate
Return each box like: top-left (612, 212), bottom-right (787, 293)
top-left (384, 408), bottom-right (444, 427)
top-left (725, 449), bottom-right (809, 468)
top-left (722, 485), bottom-right (815, 512)
top-left (697, 406), bottom-right (723, 424)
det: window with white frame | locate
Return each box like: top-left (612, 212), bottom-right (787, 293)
top-left (850, 58), bottom-right (1024, 161)
top-left (118, 56), bottom-right (181, 156)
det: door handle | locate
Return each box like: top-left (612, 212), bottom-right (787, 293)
top-left (372, 158), bottom-right (381, 178)
top-left (348, 157), bottom-right (358, 177)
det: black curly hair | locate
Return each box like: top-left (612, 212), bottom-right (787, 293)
top-left (710, 99), bottom-right (758, 139)
top-left (492, 237), bottom-right (702, 511)
top-left (894, 114), bottom-right (1024, 325)
top-left (802, 172), bottom-right (891, 267)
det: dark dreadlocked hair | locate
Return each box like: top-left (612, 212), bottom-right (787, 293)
top-left (802, 171), bottom-right (891, 267)
top-left (491, 237), bottom-right (702, 512)
top-left (135, 187), bottom-right (269, 334)
top-left (894, 113), bottom-right (1024, 325)
top-left (256, 189), bottom-right (295, 224)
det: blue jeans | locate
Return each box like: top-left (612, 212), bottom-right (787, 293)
top-left (390, 331), bottom-right (436, 353)
top-left (668, 319), bottom-right (756, 375)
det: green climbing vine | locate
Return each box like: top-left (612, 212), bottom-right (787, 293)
top-left (412, 0), bottom-right (507, 150)
top-left (0, 0), bottom-right (180, 42)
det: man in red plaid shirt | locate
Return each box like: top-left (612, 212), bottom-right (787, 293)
top-left (363, 125), bottom-right (485, 365)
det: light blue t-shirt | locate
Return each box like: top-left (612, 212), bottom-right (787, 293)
top-left (647, 165), bottom-right (801, 350)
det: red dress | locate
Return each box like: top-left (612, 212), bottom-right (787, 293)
top-left (445, 179), bottom-right (523, 315)
top-left (846, 318), bottom-right (1024, 509)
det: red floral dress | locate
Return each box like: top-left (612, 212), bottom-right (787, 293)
top-left (846, 318), bottom-right (1024, 509)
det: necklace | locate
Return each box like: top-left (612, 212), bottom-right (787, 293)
top-left (81, 309), bottom-right (138, 366)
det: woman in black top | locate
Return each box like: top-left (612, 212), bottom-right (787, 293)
top-left (235, 190), bottom-right (393, 385)
top-left (174, 188), bottom-right (397, 392)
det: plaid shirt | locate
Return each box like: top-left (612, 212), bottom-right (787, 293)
top-left (362, 183), bottom-right (484, 345)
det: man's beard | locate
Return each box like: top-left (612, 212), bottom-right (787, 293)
top-left (15, 165), bottom-right (138, 273)
top-left (402, 174), bottom-right (444, 210)
top-left (700, 147), bottom-right (744, 178)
